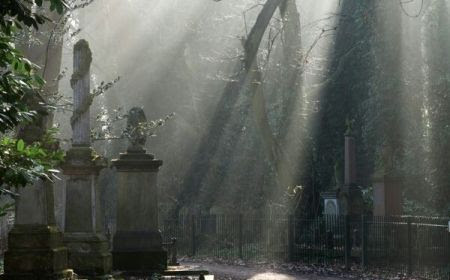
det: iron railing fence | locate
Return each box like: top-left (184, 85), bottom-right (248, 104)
top-left (161, 214), bottom-right (450, 279)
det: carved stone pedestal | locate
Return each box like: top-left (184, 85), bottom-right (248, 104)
top-left (3, 225), bottom-right (73, 280)
top-left (62, 146), bottom-right (112, 279)
top-left (63, 233), bottom-right (111, 278)
top-left (61, 39), bottom-right (112, 279)
top-left (113, 231), bottom-right (167, 272)
top-left (112, 141), bottom-right (166, 273)
top-left (2, 177), bottom-right (73, 280)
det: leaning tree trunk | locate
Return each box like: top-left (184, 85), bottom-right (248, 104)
top-left (173, 0), bottom-right (285, 217)
top-left (249, 0), bottom-right (303, 204)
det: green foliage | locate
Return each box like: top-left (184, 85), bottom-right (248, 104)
top-left (0, 0), bottom-right (65, 132)
top-left (0, 0), bottom-right (65, 213)
top-left (423, 0), bottom-right (450, 214)
top-left (0, 202), bottom-right (14, 217)
top-left (0, 35), bottom-right (42, 131)
top-left (0, 137), bottom-right (64, 196)
top-left (0, 0), bottom-right (66, 31)
top-left (403, 198), bottom-right (439, 217)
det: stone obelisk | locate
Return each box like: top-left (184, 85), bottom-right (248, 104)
top-left (340, 133), bottom-right (363, 216)
top-left (344, 136), bottom-right (357, 187)
top-left (3, 100), bottom-right (73, 279)
top-left (112, 107), bottom-right (166, 273)
top-left (61, 39), bottom-right (112, 278)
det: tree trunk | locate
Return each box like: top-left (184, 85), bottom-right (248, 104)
top-left (173, 0), bottom-right (285, 216)
top-left (249, 0), bottom-right (303, 202)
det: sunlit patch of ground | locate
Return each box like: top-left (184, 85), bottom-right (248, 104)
top-left (248, 272), bottom-right (304, 280)
top-left (180, 259), bottom-right (435, 280)
top-left (183, 261), bottom-right (340, 280)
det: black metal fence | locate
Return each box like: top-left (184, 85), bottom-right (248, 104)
top-left (161, 215), bottom-right (450, 279)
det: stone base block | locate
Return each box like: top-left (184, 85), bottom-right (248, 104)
top-left (112, 230), bottom-right (167, 272)
top-left (68, 252), bottom-right (112, 279)
top-left (0, 269), bottom-right (74, 280)
top-left (4, 247), bottom-right (68, 275)
top-left (113, 230), bottom-right (163, 251)
top-left (113, 250), bottom-right (167, 272)
top-left (64, 233), bottom-right (112, 278)
top-left (3, 225), bottom-right (73, 280)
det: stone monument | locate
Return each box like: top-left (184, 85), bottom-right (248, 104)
top-left (321, 162), bottom-right (341, 216)
top-left (3, 100), bottom-right (73, 279)
top-left (112, 107), bottom-right (166, 273)
top-left (321, 191), bottom-right (340, 216)
top-left (61, 39), bottom-right (112, 278)
top-left (339, 133), bottom-right (364, 216)
top-left (373, 176), bottom-right (403, 216)
top-left (372, 145), bottom-right (403, 216)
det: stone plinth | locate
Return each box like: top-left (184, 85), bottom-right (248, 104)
top-left (62, 146), bottom-right (112, 278)
top-left (339, 185), bottom-right (364, 216)
top-left (3, 181), bottom-right (73, 280)
top-left (4, 225), bottom-right (73, 280)
top-left (112, 150), bottom-right (166, 272)
top-left (373, 175), bottom-right (403, 216)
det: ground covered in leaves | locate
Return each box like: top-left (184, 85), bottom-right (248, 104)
top-left (180, 257), bottom-right (439, 280)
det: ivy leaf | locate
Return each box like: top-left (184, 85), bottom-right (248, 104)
top-left (16, 139), bottom-right (24, 152)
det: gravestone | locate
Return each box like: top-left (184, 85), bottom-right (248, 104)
top-left (373, 175), bottom-right (403, 216)
top-left (3, 99), bottom-right (73, 279)
top-left (321, 191), bottom-right (340, 216)
top-left (112, 107), bottom-right (166, 273)
top-left (372, 143), bottom-right (403, 216)
top-left (61, 39), bottom-right (112, 278)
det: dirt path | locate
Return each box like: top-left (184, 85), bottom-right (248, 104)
top-left (182, 262), bottom-right (342, 280)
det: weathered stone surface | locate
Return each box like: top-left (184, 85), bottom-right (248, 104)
top-left (126, 107), bottom-right (148, 153)
top-left (3, 180), bottom-right (73, 279)
top-left (7, 225), bottom-right (63, 249)
top-left (113, 251), bottom-right (167, 272)
top-left (71, 39), bottom-right (92, 146)
top-left (116, 172), bottom-right (158, 231)
top-left (112, 152), bottom-right (166, 272)
top-left (112, 151), bottom-right (162, 172)
top-left (62, 152), bottom-right (112, 278)
top-left (3, 225), bottom-right (73, 280)
top-left (111, 110), bottom-right (165, 273)
top-left (62, 146), bottom-right (106, 235)
top-left (66, 179), bottom-right (93, 232)
top-left (373, 175), bottom-right (403, 216)
top-left (113, 231), bottom-right (163, 251)
top-left (62, 146), bottom-right (106, 175)
top-left (62, 147), bottom-right (107, 235)
top-left (61, 39), bottom-right (112, 279)
top-left (64, 233), bottom-right (112, 278)
top-left (14, 181), bottom-right (53, 226)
